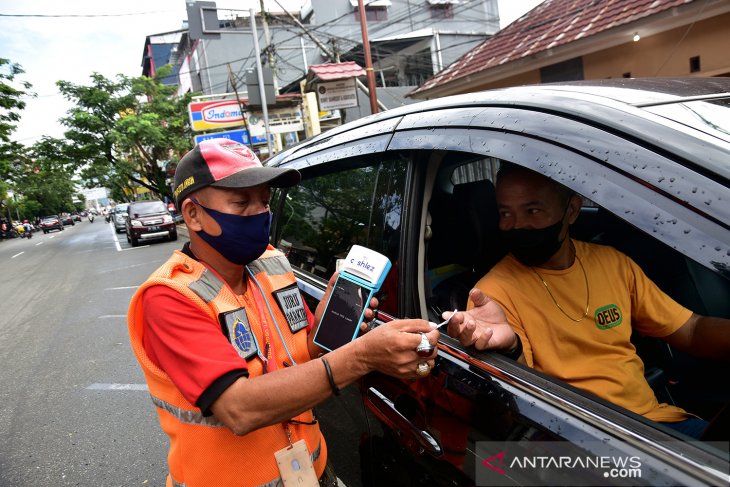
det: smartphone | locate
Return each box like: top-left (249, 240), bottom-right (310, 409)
top-left (313, 246), bottom-right (391, 352)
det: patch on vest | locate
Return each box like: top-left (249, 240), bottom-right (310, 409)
top-left (219, 308), bottom-right (259, 360)
top-left (273, 284), bottom-right (309, 333)
top-left (593, 304), bottom-right (623, 330)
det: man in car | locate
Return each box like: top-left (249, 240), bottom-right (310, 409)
top-left (127, 138), bottom-right (440, 487)
top-left (447, 163), bottom-right (730, 439)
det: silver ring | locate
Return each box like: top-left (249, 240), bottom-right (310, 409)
top-left (415, 361), bottom-right (430, 378)
top-left (415, 333), bottom-right (431, 353)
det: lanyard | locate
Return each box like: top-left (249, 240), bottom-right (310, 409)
top-left (247, 266), bottom-right (298, 367)
top-left (247, 276), bottom-right (279, 372)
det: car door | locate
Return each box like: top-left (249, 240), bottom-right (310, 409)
top-left (362, 103), bottom-right (729, 486)
top-left (269, 101), bottom-right (729, 486)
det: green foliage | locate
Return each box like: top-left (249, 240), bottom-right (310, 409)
top-left (12, 137), bottom-right (78, 215)
top-left (0, 59), bottom-right (32, 218)
top-left (1, 62), bottom-right (195, 221)
top-left (58, 67), bottom-right (195, 202)
top-left (0, 58), bottom-right (33, 143)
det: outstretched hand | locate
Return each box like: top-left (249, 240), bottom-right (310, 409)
top-left (446, 289), bottom-right (516, 351)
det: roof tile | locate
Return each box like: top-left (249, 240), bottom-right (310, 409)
top-left (308, 61), bottom-right (366, 81)
top-left (413, 0), bottom-right (693, 94)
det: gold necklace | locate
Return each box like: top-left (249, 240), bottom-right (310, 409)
top-left (531, 254), bottom-right (590, 322)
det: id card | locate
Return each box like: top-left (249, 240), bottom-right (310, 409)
top-left (274, 439), bottom-right (319, 487)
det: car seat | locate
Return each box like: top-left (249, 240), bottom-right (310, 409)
top-left (426, 179), bottom-right (506, 316)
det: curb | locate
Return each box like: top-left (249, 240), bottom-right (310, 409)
top-left (176, 223), bottom-right (190, 240)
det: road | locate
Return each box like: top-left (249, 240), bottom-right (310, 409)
top-left (0, 220), bottom-right (369, 487)
top-left (0, 220), bottom-right (181, 486)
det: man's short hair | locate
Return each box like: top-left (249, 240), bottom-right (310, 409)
top-left (496, 162), bottom-right (576, 205)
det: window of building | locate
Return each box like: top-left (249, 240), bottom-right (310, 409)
top-left (429, 4), bottom-right (454, 19)
top-left (540, 57), bottom-right (584, 83)
top-left (354, 6), bottom-right (388, 21)
top-left (690, 56), bottom-right (701, 73)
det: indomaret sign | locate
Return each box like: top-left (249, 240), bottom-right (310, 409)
top-left (189, 100), bottom-right (244, 131)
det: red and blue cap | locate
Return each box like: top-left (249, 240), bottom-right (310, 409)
top-left (173, 139), bottom-right (300, 206)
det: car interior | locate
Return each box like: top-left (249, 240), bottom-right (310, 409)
top-left (421, 153), bottom-right (730, 442)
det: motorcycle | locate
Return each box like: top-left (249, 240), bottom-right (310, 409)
top-left (88, 214), bottom-right (95, 223)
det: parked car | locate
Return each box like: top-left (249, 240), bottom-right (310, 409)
top-left (112, 203), bottom-right (129, 233)
top-left (72, 213), bottom-right (82, 222)
top-left (125, 200), bottom-right (177, 247)
top-left (39, 215), bottom-right (64, 233)
top-left (266, 78), bottom-right (730, 486)
top-left (60, 214), bottom-right (75, 226)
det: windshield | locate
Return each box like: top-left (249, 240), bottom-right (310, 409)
top-left (643, 97), bottom-right (730, 143)
top-left (130, 201), bottom-right (167, 216)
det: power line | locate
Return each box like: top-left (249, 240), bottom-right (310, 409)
top-left (0, 11), bottom-right (171, 18)
top-left (157, 0), bottom-right (497, 90)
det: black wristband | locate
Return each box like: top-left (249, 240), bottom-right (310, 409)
top-left (498, 334), bottom-right (523, 360)
top-left (321, 357), bottom-right (340, 396)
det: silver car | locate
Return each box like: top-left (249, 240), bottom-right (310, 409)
top-left (113, 203), bottom-right (129, 233)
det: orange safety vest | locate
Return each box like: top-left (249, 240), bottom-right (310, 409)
top-left (128, 246), bottom-right (327, 487)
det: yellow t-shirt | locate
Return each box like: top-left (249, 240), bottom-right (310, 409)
top-left (470, 239), bottom-right (693, 423)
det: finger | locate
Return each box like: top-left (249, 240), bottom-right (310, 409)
top-left (474, 327), bottom-right (494, 350)
top-left (460, 319), bottom-right (479, 347)
top-left (391, 319), bottom-right (433, 334)
top-left (425, 328), bottom-right (440, 343)
top-left (469, 288), bottom-right (490, 307)
top-left (327, 272), bottom-right (339, 287)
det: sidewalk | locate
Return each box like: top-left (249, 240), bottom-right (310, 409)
top-left (176, 222), bottom-right (190, 240)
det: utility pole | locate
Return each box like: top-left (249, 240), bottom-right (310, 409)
top-left (356, 0), bottom-right (379, 114)
top-left (227, 63), bottom-right (253, 145)
top-left (250, 8), bottom-right (274, 158)
top-left (258, 0), bottom-right (278, 92)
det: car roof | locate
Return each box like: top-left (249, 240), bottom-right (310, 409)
top-left (268, 78), bottom-right (730, 180)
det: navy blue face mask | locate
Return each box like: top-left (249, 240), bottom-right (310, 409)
top-left (191, 197), bottom-right (271, 266)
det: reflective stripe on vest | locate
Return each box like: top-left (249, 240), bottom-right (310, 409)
top-left (247, 253), bottom-right (291, 277)
top-left (150, 395), bottom-right (225, 428)
top-left (127, 249), bottom-right (327, 486)
top-left (187, 269), bottom-right (223, 303)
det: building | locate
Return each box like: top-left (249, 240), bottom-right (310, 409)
top-left (410, 0), bottom-right (730, 99)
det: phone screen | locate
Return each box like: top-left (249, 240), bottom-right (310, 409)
top-left (314, 275), bottom-right (369, 351)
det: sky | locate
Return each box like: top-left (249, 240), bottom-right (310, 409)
top-left (1, 0), bottom-right (544, 146)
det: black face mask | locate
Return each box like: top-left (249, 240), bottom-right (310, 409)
top-left (501, 207), bottom-right (569, 267)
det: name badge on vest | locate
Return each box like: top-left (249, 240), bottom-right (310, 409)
top-left (219, 308), bottom-right (259, 360)
top-left (273, 284), bottom-right (309, 333)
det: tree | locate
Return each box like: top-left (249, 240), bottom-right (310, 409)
top-left (0, 58), bottom-right (33, 221)
top-left (0, 58), bottom-right (32, 143)
top-left (58, 67), bottom-right (195, 202)
top-left (13, 137), bottom-right (78, 216)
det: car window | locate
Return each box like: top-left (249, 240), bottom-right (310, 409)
top-left (277, 156), bottom-right (408, 315)
top-left (129, 201), bottom-right (167, 216)
top-left (424, 149), bottom-right (729, 448)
